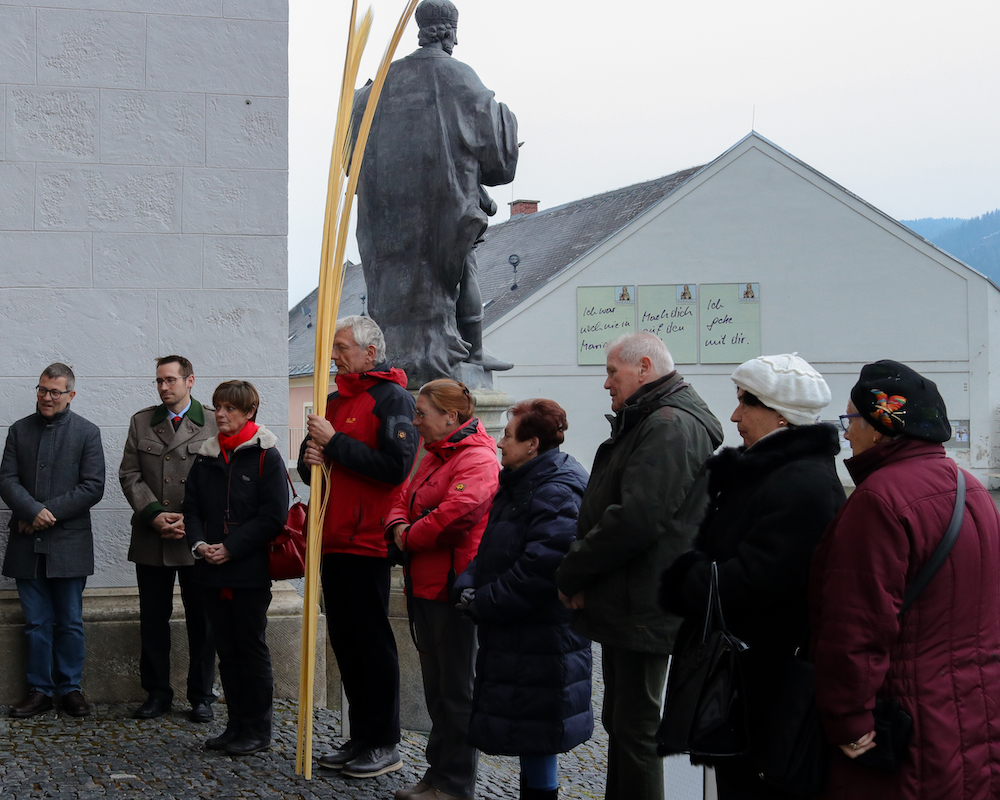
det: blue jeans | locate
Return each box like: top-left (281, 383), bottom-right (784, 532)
top-left (521, 754), bottom-right (558, 790)
top-left (16, 576), bottom-right (87, 696)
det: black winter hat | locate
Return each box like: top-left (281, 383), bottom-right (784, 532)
top-left (850, 360), bottom-right (951, 443)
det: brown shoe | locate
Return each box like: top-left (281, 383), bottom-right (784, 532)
top-left (396, 782), bottom-right (432, 800)
top-left (409, 789), bottom-right (471, 800)
top-left (10, 691), bottom-right (53, 718)
top-left (60, 690), bottom-right (91, 717)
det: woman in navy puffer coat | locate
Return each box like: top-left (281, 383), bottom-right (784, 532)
top-left (454, 399), bottom-right (593, 800)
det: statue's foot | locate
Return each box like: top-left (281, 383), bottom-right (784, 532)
top-left (466, 352), bottom-right (514, 371)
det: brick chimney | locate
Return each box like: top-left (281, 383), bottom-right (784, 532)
top-left (509, 199), bottom-right (539, 216)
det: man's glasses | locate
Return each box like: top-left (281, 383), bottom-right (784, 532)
top-left (154, 377), bottom-right (182, 387)
top-left (36, 386), bottom-right (72, 398)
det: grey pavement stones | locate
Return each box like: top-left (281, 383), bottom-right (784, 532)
top-left (0, 648), bottom-right (610, 800)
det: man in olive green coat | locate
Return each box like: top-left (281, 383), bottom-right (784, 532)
top-left (120, 355), bottom-right (218, 722)
top-left (556, 332), bottom-right (723, 800)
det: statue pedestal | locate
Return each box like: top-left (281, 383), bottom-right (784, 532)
top-left (470, 387), bottom-right (516, 441)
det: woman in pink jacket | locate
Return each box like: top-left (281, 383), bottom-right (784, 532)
top-left (387, 379), bottom-right (500, 800)
top-left (810, 360), bottom-right (1000, 799)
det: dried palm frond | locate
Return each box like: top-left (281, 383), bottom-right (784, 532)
top-left (295, 0), bottom-right (418, 779)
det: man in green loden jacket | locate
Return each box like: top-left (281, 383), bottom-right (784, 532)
top-left (556, 332), bottom-right (723, 800)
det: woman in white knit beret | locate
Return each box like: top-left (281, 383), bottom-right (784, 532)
top-left (660, 354), bottom-right (846, 799)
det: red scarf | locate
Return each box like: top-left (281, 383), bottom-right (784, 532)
top-left (218, 420), bottom-right (259, 462)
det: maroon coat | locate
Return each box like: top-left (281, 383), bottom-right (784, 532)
top-left (810, 438), bottom-right (1000, 800)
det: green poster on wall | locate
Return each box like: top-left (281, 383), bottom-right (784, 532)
top-left (577, 285), bottom-right (636, 365)
top-left (700, 282), bottom-right (761, 363)
top-left (636, 284), bottom-right (698, 364)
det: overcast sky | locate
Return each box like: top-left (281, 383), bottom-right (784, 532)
top-left (288, 0), bottom-right (1000, 307)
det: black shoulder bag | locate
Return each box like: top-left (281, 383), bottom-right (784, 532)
top-left (853, 467), bottom-right (966, 773)
top-left (657, 561), bottom-right (750, 760)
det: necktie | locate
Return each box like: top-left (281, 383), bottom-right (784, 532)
top-left (171, 416), bottom-right (182, 431)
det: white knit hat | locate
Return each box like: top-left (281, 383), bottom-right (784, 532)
top-left (730, 353), bottom-right (831, 426)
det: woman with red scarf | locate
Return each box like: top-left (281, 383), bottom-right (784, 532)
top-left (184, 381), bottom-right (288, 756)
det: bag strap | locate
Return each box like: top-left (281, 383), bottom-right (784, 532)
top-left (258, 448), bottom-right (300, 500)
top-left (700, 561), bottom-right (730, 642)
top-left (899, 468), bottom-right (965, 618)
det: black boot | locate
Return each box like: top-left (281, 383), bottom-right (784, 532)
top-left (459, 318), bottom-right (514, 371)
top-left (520, 782), bottom-right (559, 800)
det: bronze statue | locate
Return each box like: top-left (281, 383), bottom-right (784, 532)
top-left (351, 0), bottom-right (518, 386)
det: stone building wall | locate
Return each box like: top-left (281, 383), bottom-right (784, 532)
top-left (0, 0), bottom-right (289, 592)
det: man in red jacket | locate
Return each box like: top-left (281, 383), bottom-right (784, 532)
top-left (298, 316), bottom-right (418, 779)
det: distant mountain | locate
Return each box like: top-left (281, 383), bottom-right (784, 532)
top-left (902, 211), bottom-right (1000, 283)
top-left (902, 217), bottom-right (964, 240)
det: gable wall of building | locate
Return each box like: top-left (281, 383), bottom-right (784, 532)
top-left (485, 142), bottom-right (996, 484)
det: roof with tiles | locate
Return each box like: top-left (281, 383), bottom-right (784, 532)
top-left (287, 165), bottom-right (704, 377)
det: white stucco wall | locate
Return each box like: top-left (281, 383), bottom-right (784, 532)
top-left (0, 1), bottom-right (289, 590)
top-left (486, 136), bottom-right (997, 485)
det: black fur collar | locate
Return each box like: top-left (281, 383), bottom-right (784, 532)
top-left (706, 423), bottom-right (841, 498)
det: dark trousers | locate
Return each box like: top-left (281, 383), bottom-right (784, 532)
top-left (321, 553), bottom-right (400, 746)
top-left (202, 585), bottom-right (273, 740)
top-left (136, 563), bottom-right (216, 705)
top-left (715, 758), bottom-right (787, 800)
top-left (412, 598), bottom-right (478, 799)
top-left (601, 645), bottom-right (667, 800)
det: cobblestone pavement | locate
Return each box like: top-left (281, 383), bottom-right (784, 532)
top-left (0, 650), bottom-right (608, 800)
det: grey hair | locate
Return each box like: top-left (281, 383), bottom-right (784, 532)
top-left (41, 362), bottom-right (75, 392)
top-left (607, 332), bottom-right (674, 377)
top-left (336, 315), bottom-right (386, 363)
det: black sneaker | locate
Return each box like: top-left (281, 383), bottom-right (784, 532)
top-left (342, 745), bottom-right (402, 778)
top-left (318, 739), bottom-right (361, 770)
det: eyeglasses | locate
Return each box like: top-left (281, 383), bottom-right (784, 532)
top-left (153, 377), bottom-right (182, 387)
top-left (839, 414), bottom-right (862, 432)
top-left (36, 385), bottom-right (72, 398)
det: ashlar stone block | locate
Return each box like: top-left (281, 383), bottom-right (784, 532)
top-left (0, 232), bottom-right (93, 287)
top-left (182, 168), bottom-right (287, 235)
top-left (156, 291), bottom-right (287, 376)
top-left (37, 165), bottom-right (183, 232)
top-left (224, 0), bottom-right (289, 22)
top-left (94, 232), bottom-right (204, 288)
top-left (0, 5), bottom-right (36, 86)
top-left (77, 376), bottom-right (172, 428)
top-left (0, 163), bottom-right (35, 230)
top-left (25, 1), bottom-right (221, 14)
top-left (0, 289), bottom-right (159, 377)
top-left (0, 378), bottom-right (34, 427)
top-left (146, 15), bottom-right (287, 96)
top-left (7, 87), bottom-right (99, 162)
top-left (206, 95), bottom-right (287, 169)
top-left (91, 510), bottom-right (134, 588)
top-left (91, 427), bottom-right (129, 511)
top-left (37, 9), bottom-right (145, 89)
top-left (186, 376), bottom-right (287, 445)
top-left (101, 90), bottom-right (206, 167)
top-left (204, 235), bottom-right (286, 289)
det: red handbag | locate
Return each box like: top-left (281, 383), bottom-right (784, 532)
top-left (261, 453), bottom-right (308, 581)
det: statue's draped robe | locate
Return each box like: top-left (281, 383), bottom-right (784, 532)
top-left (352, 48), bottom-right (518, 385)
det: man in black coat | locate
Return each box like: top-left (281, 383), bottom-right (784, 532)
top-left (1, 363), bottom-right (105, 719)
top-left (556, 334), bottom-right (723, 800)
